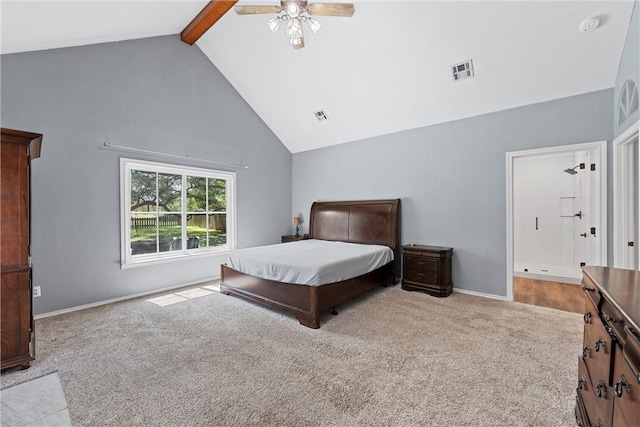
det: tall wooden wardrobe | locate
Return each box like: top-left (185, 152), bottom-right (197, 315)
top-left (1, 127), bottom-right (42, 370)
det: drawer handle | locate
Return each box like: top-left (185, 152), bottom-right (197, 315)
top-left (417, 273), bottom-right (425, 278)
top-left (577, 378), bottom-right (585, 390)
top-left (582, 286), bottom-right (595, 292)
top-left (604, 325), bottom-right (614, 336)
top-left (614, 375), bottom-right (631, 398)
top-left (583, 312), bottom-right (591, 324)
top-left (595, 421), bottom-right (605, 427)
top-left (417, 262), bottom-right (425, 268)
top-left (594, 337), bottom-right (606, 352)
top-left (583, 346), bottom-right (591, 357)
top-left (595, 381), bottom-right (607, 398)
top-left (605, 314), bottom-right (618, 324)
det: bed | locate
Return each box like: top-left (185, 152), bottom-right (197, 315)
top-left (220, 199), bottom-right (400, 329)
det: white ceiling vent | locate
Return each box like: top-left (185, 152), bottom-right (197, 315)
top-left (452, 60), bottom-right (474, 81)
top-left (314, 110), bottom-right (328, 121)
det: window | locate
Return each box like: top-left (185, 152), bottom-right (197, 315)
top-left (120, 158), bottom-right (236, 267)
top-left (617, 80), bottom-right (639, 128)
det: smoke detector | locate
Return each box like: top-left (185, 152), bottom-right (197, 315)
top-left (452, 60), bottom-right (474, 82)
top-left (579, 17), bottom-right (600, 32)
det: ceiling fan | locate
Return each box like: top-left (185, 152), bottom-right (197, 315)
top-left (235, 0), bottom-right (355, 49)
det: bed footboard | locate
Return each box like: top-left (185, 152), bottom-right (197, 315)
top-left (220, 262), bottom-right (393, 329)
top-left (220, 264), bottom-right (320, 328)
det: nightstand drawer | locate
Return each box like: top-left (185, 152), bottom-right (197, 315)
top-left (405, 255), bottom-right (438, 272)
top-left (404, 268), bottom-right (438, 284)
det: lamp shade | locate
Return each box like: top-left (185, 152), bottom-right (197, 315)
top-left (293, 217), bottom-right (302, 225)
top-left (267, 16), bottom-right (281, 33)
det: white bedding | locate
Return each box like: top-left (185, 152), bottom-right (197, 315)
top-left (226, 239), bottom-right (394, 286)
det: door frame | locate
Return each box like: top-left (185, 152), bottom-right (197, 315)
top-left (505, 141), bottom-right (607, 301)
top-left (613, 120), bottom-right (640, 268)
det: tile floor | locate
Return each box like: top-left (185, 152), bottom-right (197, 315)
top-left (0, 373), bottom-right (71, 426)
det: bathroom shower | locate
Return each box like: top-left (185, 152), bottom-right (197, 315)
top-left (513, 152), bottom-right (595, 283)
top-left (564, 163), bottom-right (585, 175)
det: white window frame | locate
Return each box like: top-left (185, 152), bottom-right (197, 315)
top-left (120, 158), bottom-right (236, 268)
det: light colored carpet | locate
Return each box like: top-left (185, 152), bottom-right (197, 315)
top-left (2, 284), bottom-right (582, 426)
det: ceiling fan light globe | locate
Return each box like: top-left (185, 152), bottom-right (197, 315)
top-left (284, 18), bottom-right (304, 39)
top-left (286, 2), bottom-right (300, 17)
top-left (307, 17), bottom-right (321, 34)
top-left (290, 37), bottom-right (305, 49)
top-left (267, 16), bottom-right (282, 33)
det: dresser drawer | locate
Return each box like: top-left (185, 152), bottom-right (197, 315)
top-left (623, 326), bottom-right (640, 382)
top-left (575, 392), bottom-right (590, 427)
top-left (578, 354), bottom-right (614, 427)
top-left (578, 356), bottom-right (596, 426)
top-left (600, 299), bottom-right (626, 345)
top-left (582, 275), bottom-right (601, 309)
top-left (584, 296), bottom-right (599, 336)
top-left (583, 313), bottom-right (614, 388)
top-left (404, 268), bottom-right (438, 285)
top-left (404, 255), bottom-right (438, 272)
top-left (612, 342), bottom-right (640, 427)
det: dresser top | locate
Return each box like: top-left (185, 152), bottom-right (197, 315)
top-left (583, 266), bottom-right (640, 332)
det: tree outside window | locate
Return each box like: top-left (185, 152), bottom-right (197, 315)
top-left (122, 159), bottom-right (236, 266)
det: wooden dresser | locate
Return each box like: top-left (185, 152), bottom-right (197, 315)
top-left (1, 128), bottom-right (42, 370)
top-left (401, 244), bottom-right (453, 297)
top-left (576, 266), bottom-right (640, 426)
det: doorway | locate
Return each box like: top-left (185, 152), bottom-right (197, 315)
top-left (506, 141), bottom-right (607, 311)
top-left (613, 121), bottom-right (640, 269)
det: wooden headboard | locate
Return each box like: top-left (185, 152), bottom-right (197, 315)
top-left (308, 199), bottom-right (400, 252)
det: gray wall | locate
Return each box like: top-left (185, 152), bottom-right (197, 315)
top-left (614, 1), bottom-right (639, 138)
top-left (1, 35), bottom-right (292, 315)
top-left (292, 90), bottom-right (613, 298)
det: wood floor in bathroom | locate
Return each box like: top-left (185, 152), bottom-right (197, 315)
top-left (513, 277), bottom-right (584, 314)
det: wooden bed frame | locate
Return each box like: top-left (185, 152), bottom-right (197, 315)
top-left (220, 199), bottom-right (400, 329)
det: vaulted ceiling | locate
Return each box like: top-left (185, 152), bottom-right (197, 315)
top-left (1, 1), bottom-right (635, 153)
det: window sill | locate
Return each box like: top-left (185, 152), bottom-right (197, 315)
top-left (120, 248), bottom-right (232, 270)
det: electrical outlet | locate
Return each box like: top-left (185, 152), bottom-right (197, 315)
top-left (33, 286), bottom-right (41, 298)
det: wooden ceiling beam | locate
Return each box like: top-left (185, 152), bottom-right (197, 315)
top-left (181, 1), bottom-right (238, 45)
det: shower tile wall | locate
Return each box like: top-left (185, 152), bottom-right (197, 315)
top-left (514, 151), bottom-right (589, 278)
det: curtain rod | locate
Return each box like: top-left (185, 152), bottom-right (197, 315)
top-left (102, 142), bottom-right (249, 169)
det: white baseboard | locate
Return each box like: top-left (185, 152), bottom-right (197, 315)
top-left (36, 279), bottom-right (507, 319)
top-left (35, 276), bottom-right (220, 320)
top-left (453, 287), bottom-right (510, 301)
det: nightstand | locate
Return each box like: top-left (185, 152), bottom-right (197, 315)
top-left (281, 235), bottom-right (305, 243)
top-left (402, 244), bottom-right (453, 297)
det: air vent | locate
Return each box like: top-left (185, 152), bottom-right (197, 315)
top-left (452, 60), bottom-right (474, 81)
top-left (314, 110), bottom-right (328, 121)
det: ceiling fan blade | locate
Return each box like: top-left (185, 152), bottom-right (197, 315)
top-left (308, 3), bottom-right (354, 17)
top-left (234, 5), bottom-right (282, 15)
top-left (181, 1), bottom-right (238, 45)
